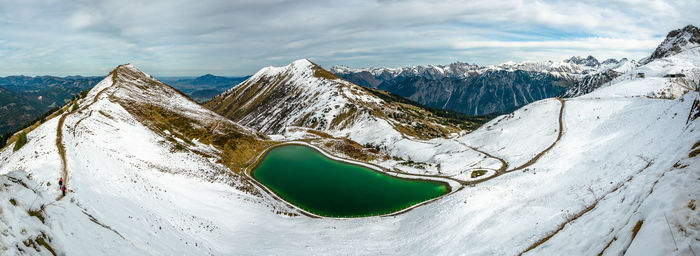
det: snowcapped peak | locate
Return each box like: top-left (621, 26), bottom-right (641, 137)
top-left (501, 60), bottom-right (517, 66)
top-left (251, 58), bottom-right (321, 81)
top-left (646, 24), bottom-right (700, 63)
top-left (564, 55), bottom-right (600, 67)
top-left (329, 65), bottom-right (352, 74)
top-left (116, 63), bottom-right (142, 74)
top-left (601, 58), bottom-right (619, 65)
top-left (291, 58), bottom-right (314, 67)
top-left (85, 63), bottom-right (228, 124)
top-left (110, 63), bottom-right (156, 81)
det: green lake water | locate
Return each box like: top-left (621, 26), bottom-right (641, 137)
top-left (251, 144), bottom-right (449, 217)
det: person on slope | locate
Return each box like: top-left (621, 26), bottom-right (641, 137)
top-left (59, 177), bottom-right (63, 190)
top-left (61, 185), bottom-right (66, 196)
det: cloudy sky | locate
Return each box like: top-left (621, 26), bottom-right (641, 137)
top-left (0, 0), bottom-right (698, 76)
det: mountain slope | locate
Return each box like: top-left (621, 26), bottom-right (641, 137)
top-left (645, 24), bottom-right (700, 63)
top-left (0, 64), bottom-right (281, 254)
top-left (205, 59), bottom-right (485, 146)
top-left (0, 86), bottom-right (42, 135)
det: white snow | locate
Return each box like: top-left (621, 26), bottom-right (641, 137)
top-left (0, 43), bottom-right (699, 255)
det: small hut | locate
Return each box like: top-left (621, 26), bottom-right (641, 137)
top-left (636, 72), bottom-right (645, 78)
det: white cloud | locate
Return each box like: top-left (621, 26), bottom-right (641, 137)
top-left (452, 38), bottom-right (663, 51)
top-left (0, 0), bottom-right (697, 76)
top-left (69, 11), bottom-right (93, 29)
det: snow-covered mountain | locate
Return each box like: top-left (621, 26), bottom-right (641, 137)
top-left (330, 55), bottom-right (623, 80)
top-left (205, 59), bottom-right (484, 145)
top-left (0, 26), bottom-right (699, 255)
top-left (0, 64), bottom-right (280, 254)
top-left (564, 55), bottom-right (600, 67)
top-left (331, 55), bottom-right (636, 115)
top-left (645, 24), bottom-right (700, 63)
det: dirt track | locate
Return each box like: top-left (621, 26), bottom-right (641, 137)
top-left (55, 69), bottom-right (117, 200)
top-left (55, 111), bottom-right (69, 200)
top-left (442, 97), bottom-right (565, 186)
top-left (508, 98), bottom-right (565, 172)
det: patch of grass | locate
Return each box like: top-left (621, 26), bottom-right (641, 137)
top-left (692, 141), bottom-right (700, 150)
top-left (9, 198), bottom-right (16, 206)
top-left (294, 112), bottom-right (315, 127)
top-left (174, 143), bottom-right (186, 151)
top-left (597, 237), bottom-right (617, 256)
top-left (311, 62), bottom-right (340, 80)
top-left (305, 129), bottom-right (334, 139)
top-left (23, 239), bottom-right (37, 251)
top-left (471, 170), bottom-right (488, 178)
top-left (23, 233), bottom-right (56, 256)
top-left (13, 131), bottom-right (27, 152)
top-left (219, 135), bottom-right (273, 172)
top-left (323, 138), bottom-right (381, 162)
top-left (166, 137), bottom-right (188, 151)
top-left (690, 148), bottom-right (700, 158)
top-left (98, 110), bottom-right (113, 119)
top-left (631, 220), bottom-right (644, 240)
top-left (27, 206), bottom-right (45, 224)
top-left (120, 103), bottom-right (273, 173)
top-left (35, 233), bottom-right (56, 256)
top-left (330, 106), bottom-right (358, 129)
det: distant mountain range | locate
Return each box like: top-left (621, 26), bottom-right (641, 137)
top-left (329, 25), bottom-right (699, 116)
top-left (159, 74), bottom-right (250, 103)
top-left (332, 55), bottom-right (636, 115)
top-left (0, 75), bottom-right (102, 135)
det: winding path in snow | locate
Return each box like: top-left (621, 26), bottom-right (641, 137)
top-left (467, 145), bottom-right (509, 173)
top-left (55, 111), bottom-right (69, 200)
top-left (405, 97), bottom-right (566, 186)
top-left (55, 70), bottom-right (116, 200)
top-left (507, 98), bottom-right (566, 172)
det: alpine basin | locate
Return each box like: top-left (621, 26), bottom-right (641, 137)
top-left (251, 144), bottom-right (450, 217)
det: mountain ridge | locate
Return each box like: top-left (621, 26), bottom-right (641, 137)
top-left (645, 24), bottom-right (700, 63)
top-left (205, 59), bottom-right (486, 147)
top-left (330, 55), bottom-right (636, 115)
